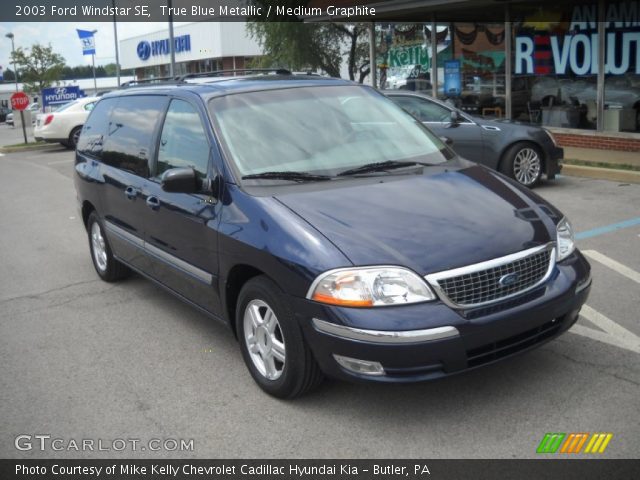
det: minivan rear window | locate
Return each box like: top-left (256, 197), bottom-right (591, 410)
top-left (102, 95), bottom-right (167, 177)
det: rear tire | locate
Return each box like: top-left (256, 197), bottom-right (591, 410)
top-left (500, 142), bottom-right (543, 188)
top-left (68, 126), bottom-right (82, 149)
top-left (236, 276), bottom-right (324, 398)
top-left (87, 211), bottom-right (130, 282)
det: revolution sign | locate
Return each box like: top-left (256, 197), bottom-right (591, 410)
top-left (515, 0), bottom-right (640, 75)
top-left (42, 86), bottom-right (84, 109)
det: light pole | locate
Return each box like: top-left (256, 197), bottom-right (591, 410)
top-left (90, 29), bottom-right (98, 95)
top-left (5, 32), bottom-right (27, 143)
top-left (112, 0), bottom-right (120, 86)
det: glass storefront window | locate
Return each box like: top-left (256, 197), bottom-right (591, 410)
top-left (512, 1), bottom-right (640, 132)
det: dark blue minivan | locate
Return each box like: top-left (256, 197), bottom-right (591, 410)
top-left (74, 71), bottom-right (591, 398)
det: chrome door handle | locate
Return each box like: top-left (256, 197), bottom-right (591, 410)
top-left (146, 196), bottom-right (160, 210)
top-left (124, 186), bottom-right (138, 200)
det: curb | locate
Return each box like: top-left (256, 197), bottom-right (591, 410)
top-left (0, 143), bottom-right (61, 154)
top-left (562, 164), bottom-right (640, 184)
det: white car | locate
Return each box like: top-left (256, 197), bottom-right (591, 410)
top-left (34, 97), bottom-right (98, 148)
top-left (6, 103), bottom-right (40, 127)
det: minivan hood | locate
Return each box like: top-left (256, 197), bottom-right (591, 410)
top-left (275, 165), bottom-right (558, 274)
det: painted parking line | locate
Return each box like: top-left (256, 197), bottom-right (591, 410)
top-left (571, 305), bottom-right (640, 355)
top-left (582, 250), bottom-right (640, 284)
top-left (576, 217), bottom-right (640, 240)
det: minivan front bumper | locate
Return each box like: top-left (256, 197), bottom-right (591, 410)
top-left (293, 250), bottom-right (590, 383)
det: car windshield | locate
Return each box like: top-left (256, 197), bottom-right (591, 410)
top-left (209, 85), bottom-right (450, 180)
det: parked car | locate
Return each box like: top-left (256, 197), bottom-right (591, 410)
top-left (6, 102), bottom-right (40, 127)
top-left (0, 106), bottom-right (11, 122)
top-left (34, 97), bottom-right (98, 148)
top-left (75, 72), bottom-right (591, 398)
top-left (385, 91), bottom-right (563, 187)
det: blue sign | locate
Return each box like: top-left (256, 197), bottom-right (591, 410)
top-left (42, 86), bottom-right (84, 109)
top-left (444, 60), bottom-right (461, 97)
top-left (76, 29), bottom-right (96, 56)
top-left (136, 35), bottom-right (191, 61)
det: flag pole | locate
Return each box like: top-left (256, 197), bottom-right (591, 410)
top-left (92, 53), bottom-right (97, 95)
top-left (112, 0), bottom-right (120, 86)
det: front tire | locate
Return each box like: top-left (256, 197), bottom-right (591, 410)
top-left (500, 142), bottom-right (543, 188)
top-left (236, 276), bottom-right (323, 398)
top-left (87, 212), bottom-right (130, 282)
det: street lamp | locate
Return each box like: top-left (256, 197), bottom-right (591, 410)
top-left (5, 32), bottom-right (27, 144)
top-left (5, 33), bottom-right (18, 92)
top-left (90, 29), bottom-right (98, 95)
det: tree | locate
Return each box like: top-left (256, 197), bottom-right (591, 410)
top-left (2, 68), bottom-right (16, 82)
top-left (247, 2), bottom-right (370, 82)
top-left (11, 44), bottom-right (65, 94)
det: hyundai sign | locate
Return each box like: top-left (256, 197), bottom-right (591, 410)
top-left (136, 34), bottom-right (191, 61)
top-left (42, 86), bottom-right (84, 108)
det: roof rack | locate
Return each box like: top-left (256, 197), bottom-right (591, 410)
top-left (120, 76), bottom-right (180, 88)
top-left (178, 68), bottom-right (292, 82)
top-left (119, 68), bottom-right (294, 89)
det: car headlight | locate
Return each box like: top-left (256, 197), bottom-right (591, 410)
top-left (307, 266), bottom-right (436, 307)
top-left (556, 217), bottom-right (576, 261)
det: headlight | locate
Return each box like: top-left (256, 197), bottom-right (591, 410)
top-left (556, 217), bottom-right (575, 261)
top-left (307, 266), bottom-right (436, 307)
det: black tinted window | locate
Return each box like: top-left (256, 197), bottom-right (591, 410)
top-left (102, 95), bottom-right (166, 177)
top-left (156, 99), bottom-right (209, 178)
top-left (77, 98), bottom-right (117, 159)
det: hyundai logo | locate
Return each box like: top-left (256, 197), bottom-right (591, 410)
top-left (54, 87), bottom-right (67, 95)
top-left (137, 41), bottom-right (151, 61)
top-left (499, 273), bottom-right (519, 287)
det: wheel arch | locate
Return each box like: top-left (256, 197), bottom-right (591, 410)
top-left (224, 264), bottom-right (268, 338)
top-left (81, 200), bottom-right (96, 230)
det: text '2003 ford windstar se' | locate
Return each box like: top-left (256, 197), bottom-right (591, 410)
top-left (74, 71), bottom-right (592, 398)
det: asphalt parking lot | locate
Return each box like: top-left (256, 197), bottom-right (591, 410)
top-left (1, 144), bottom-right (639, 459)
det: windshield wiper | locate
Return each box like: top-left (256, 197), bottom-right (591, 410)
top-left (337, 160), bottom-right (437, 177)
top-left (241, 171), bottom-right (333, 182)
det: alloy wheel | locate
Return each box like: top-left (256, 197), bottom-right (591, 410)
top-left (513, 147), bottom-right (541, 186)
top-left (243, 299), bottom-right (286, 380)
top-left (91, 222), bottom-right (108, 272)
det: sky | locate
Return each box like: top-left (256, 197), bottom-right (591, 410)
top-left (0, 21), bottom-right (191, 71)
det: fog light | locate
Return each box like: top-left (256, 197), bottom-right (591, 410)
top-left (333, 354), bottom-right (385, 376)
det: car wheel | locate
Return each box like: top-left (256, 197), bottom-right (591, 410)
top-left (68, 126), bottom-right (82, 149)
top-left (500, 142), bottom-right (543, 188)
top-left (236, 276), bottom-right (324, 398)
top-left (87, 211), bottom-right (130, 282)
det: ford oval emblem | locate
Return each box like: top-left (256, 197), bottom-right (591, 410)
top-left (499, 273), bottom-right (519, 287)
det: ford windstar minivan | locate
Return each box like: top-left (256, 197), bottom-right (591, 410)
top-left (74, 71), bottom-right (591, 398)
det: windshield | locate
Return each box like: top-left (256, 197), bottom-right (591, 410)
top-left (209, 85), bottom-right (450, 180)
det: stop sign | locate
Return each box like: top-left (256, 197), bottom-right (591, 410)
top-left (10, 92), bottom-right (30, 111)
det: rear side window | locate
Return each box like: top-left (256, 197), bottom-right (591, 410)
top-left (392, 96), bottom-right (451, 123)
top-left (102, 95), bottom-right (166, 177)
top-left (156, 99), bottom-right (209, 179)
top-left (77, 98), bottom-right (117, 159)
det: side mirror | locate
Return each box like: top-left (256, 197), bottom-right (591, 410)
top-left (161, 167), bottom-right (199, 193)
top-left (440, 136), bottom-right (454, 147)
top-left (449, 110), bottom-right (461, 124)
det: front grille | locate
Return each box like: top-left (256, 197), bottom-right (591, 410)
top-left (427, 244), bottom-right (554, 308)
top-left (466, 318), bottom-right (563, 368)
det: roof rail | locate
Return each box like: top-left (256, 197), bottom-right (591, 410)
top-left (178, 68), bottom-right (292, 82)
top-left (120, 76), bottom-right (180, 88)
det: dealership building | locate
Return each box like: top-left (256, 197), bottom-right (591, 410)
top-left (119, 22), bottom-right (263, 79)
top-left (311, 0), bottom-right (640, 157)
